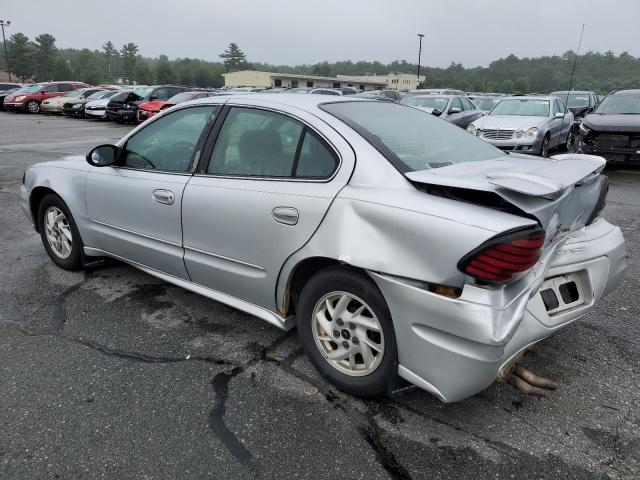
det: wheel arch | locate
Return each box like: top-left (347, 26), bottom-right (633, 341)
top-left (30, 186), bottom-right (59, 232)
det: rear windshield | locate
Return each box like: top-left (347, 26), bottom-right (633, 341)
top-left (321, 101), bottom-right (504, 173)
top-left (490, 99), bottom-right (549, 117)
top-left (552, 93), bottom-right (589, 108)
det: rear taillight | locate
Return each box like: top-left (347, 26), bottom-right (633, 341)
top-left (458, 226), bottom-right (545, 284)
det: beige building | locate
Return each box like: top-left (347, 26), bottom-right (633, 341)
top-left (223, 70), bottom-right (424, 91)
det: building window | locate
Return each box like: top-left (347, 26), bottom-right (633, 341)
top-left (359, 84), bottom-right (365, 90)
top-left (333, 82), bottom-right (340, 88)
top-left (274, 79), bottom-right (282, 87)
top-left (307, 81), bottom-right (313, 87)
top-left (291, 80), bottom-right (299, 88)
top-left (348, 83), bottom-right (353, 87)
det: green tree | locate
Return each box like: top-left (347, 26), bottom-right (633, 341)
top-left (32, 33), bottom-right (57, 82)
top-left (7, 33), bottom-right (34, 81)
top-left (472, 79), bottom-right (484, 92)
top-left (501, 79), bottom-right (514, 94)
top-left (155, 55), bottom-right (175, 84)
top-left (134, 61), bottom-right (152, 85)
top-left (219, 43), bottom-right (249, 72)
top-left (120, 42), bottom-right (139, 83)
top-left (102, 41), bottom-right (118, 81)
top-left (313, 61), bottom-right (331, 77)
top-left (513, 77), bottom-right (530, 95)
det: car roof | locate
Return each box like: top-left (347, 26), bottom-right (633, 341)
top-left (183, 92), bottom-right (369, 110)
top-left (550, 90), bottom-right (594, 95)
top-left (502, 95), bottom-right (555, 101)
top-left (611, 89), bottom-right (640, 95)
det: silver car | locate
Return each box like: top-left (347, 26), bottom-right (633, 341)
top-left (20, 94), bottom-right (625, 402)
top-left (400, 94), bottom-right (484, 129)
top-left (467, 96), bottom-right (575, 156)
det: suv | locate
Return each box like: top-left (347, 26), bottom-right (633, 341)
top-left (106, 85), bottom-right (190, 123)
top-left (4, 81), bottom-right (88, 113)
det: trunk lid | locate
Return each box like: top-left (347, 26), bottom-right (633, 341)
top-left (406, 153), bottom-right (607, 241)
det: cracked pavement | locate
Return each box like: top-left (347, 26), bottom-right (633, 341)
top-left (1, 113), bottom-right (639, 479)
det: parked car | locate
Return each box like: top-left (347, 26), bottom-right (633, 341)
top-left (0, 82), bottom-right (22, 92)
top-left (3, 81), bottom-right (88, 113)
top-left (340, 87), bottom-right (360, 95)
top-left (355, 90), bottom-right (402, 102)
top-left (84, 92), bottom-right (119, 119)
top-left (468, 95), bottom-right (502, 114)
top-left (467, 96), bottom-right (574, 156)
top-left (106, 85), bottom-right (190, 123)
top-left (401, 88), bottom-right (466, 105)
top-left (550, 90), bottom-right (599, 118)
top-left (401, 94), bottom-right (484, 128)
top-left (136, 91), bottom-right (213, 123)
top-left (577, 89), bottom-right (640, 163)
top-left (41, 87), bottom-right (107, 114)
top-left (0, 87), bottom-right (21, 111)
top-left (63, 90), bottom-right (115, 118)
top-left (20, 94), bottom-right (625, 402)
top-left (288, 87), bottom-right (343, 96)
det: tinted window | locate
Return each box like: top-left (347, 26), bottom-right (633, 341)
top-left (151, 88), bottom-right (169, 100)
top-left (208, 108), bottom-right (303, 177)
top-left (594, 93), bottom-right (640, 114)
top-left (123, 106), bottom-right (216, 172)
top-left (321, 102), bottom-right (504, 173)
top-left (58, 84), bottom-right (73, 92)
top-left (43, 85), bottom-right (60, 93)
top-left (296, 131), bottom-right (337, 178)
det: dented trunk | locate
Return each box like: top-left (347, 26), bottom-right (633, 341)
top-left (406, 153), bottom-right (607, 243)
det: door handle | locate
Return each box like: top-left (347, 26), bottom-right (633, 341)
top-left (272, 206), bottom-right (299, 226)
top-left (152, 189), bottom-right (175, 205)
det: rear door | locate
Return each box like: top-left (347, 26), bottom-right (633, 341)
top-left (181, 100), bottom-right (355, 309)
top-left (85, 105), bottom-right (218, 278)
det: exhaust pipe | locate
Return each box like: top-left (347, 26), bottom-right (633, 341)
top-left (497, 353), bottom-right (558, 397)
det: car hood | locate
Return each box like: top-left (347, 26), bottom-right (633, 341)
top-left (582, 113), bottom-right (640, 133)
top-left (406, 153), bottom-right (607, 237)
top-left (30, 155), bottom-right (91, 172)
top-left (138, 100), bottom-right (167, 111)
top-left (86, 98), bottom-right (110, 107)
top-left (473, 115), bottom-right (548, 131)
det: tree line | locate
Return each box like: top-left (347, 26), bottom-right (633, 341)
top-left (1, 32), bottom-right (639, 94)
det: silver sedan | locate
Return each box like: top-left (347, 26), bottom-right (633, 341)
top-left (21, 94), bottom-right (625, 402)
top-left (467, 96), bottom-right (575, 156)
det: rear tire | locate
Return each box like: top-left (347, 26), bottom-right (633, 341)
top-left (297, 267), bottom-right (398, 397)
top-left (37, 193), bottom-right (84, 270)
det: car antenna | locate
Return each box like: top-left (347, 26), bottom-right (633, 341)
top-left (560, 23), bottom-right (586, 145)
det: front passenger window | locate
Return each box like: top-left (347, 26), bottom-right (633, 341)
top-left (123, 106), bottom-right (217, 172)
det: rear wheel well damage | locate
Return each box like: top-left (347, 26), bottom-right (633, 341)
top-left (29, 186), bottom-right (58, 232)
top-left (284, 257), bottom-right (364, 316)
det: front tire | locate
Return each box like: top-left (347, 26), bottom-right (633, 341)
top-left (26, 100), bottom-right (40, 114)
top-left (297, 268), bottom-right (398, 397)
top-left (540, 134), bottom-right (550, 157)
top-left (37, 193), bottom-right (84, 270)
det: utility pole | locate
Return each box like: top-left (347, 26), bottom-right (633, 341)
top-left (0, 20), bottom-right (11, 82)
top-left (416, 34), bottom-right (425, 88)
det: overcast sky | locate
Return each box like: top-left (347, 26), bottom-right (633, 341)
top-left (2, 0), bottom-right (640, 67)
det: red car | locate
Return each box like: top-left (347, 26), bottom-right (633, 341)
top-left (4, 81), bottom-right (89, 113)
top-left (136, 91), bottom-right (213, 122)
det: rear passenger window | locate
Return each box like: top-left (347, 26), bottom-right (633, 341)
top-left (209, 108), bottom-right (303, 177)
top-left (296, 131), bottom-right (338, 178)
top-left (58, 84), bottom-right (73, 92)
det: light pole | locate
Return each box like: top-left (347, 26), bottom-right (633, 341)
top-left (0, 20), bottom-right (11, 82)
top-left (416, 33), bottom-right (425, 88)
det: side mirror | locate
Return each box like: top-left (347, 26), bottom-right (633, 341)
top-left (554, 112), bottom-right (565, 118)
top-left (449, 107), bottom-right (462, 114)
top-left (87, 144), bottom-right (118, 167)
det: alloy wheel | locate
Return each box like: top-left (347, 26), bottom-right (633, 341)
top-left (44, 206), bottom-right (73, 259)
top-left (312, 291), bottom-right (385, 376)
top-left (27, 101), bottom-right (40, 113)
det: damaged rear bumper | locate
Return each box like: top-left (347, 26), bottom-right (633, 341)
top-left (369, 218), bottom-right (626, 402)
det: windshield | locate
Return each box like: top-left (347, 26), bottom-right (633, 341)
top-left (133, 87), bottom-right (153, 98)
top-left (20, 84), bottom-right (44, 93)
top-left (594, 94), bottom-right (640, 114)
top-left (490, 99), bottom-right (549, 117)
top-left (321, 102), bottom-right (504, 172)
top-left (87, 91), bottom-right (108, 100)
top-left (65, 89), bottom-right (84, 97)
top-left (167, 92), bottom-right (194, 103)
top-left (473, 98), bottom-right (501, 111)
top-left (552, 93), bottom-right (589, 108)
top-left (403, 96), bottom-right (449, 111)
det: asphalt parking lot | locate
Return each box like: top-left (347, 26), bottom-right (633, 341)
top-left (0, 112), bottom-right (639, 480)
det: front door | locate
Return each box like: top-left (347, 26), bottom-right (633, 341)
top-left (85, 105), bottom-right (218, 278)
top-left (181, 103), bottom-right (353, 309)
